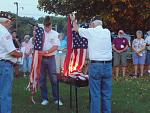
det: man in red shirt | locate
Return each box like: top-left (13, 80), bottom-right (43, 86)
top-left (112, 30), bottom-right (129, 77)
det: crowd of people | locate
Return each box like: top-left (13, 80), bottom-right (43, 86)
top-left (0, 11), bottom-right (150, 113)
top-left (112, 30), bottom-right (150, 78)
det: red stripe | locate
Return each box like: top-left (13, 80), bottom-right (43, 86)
top-left (63, 16), bottom-right (73, 76)
top-left (76, 49), bottom-right (84, 71)
top-left (72, 49), bottom-right (78, 70)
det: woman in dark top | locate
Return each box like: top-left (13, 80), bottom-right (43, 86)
top-left (11, 31), bottom-right (21, 77)
top-left (12, 31), bottom-right (20, 49)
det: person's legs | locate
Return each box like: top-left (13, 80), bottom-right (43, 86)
top-left (122, 67), bottom-right (126, 77)
top-left (115, 67), bottom-right (119, 77)
top-left (28, 57), bottom-right (32, 73)
top-left (132, 52), bottom-right (139, 76)
top-left (55, 55), bottom-right (61, 73)
top-left (0, 61), bottom-right (13, 113)
top-left (121, 52), bottom-right (127, 77)
top-left (89, 63), bottom-right (102, 113)
top-left (47, 56), bottom-right (58, 101)
top-left (101, 63), bottom-right (112, 113)
top-left (60, 54), bottom-right (66, 72)
top-left (148, 65), bottom-right (150, 74)
top-left (40, 59), bottom-right (48, 101)
top-left (134, 64), bottom-right (138, 76)
top-left (113, 52), bottom-right (120, 77)
top-left (23, 57), bottom-right (27, 76)
top-left (146, 51), bottom-right (150, 74)
top-left (140, 64), bottom-right (144, 76)
top-left (139, 53), bottom-right (146, 76)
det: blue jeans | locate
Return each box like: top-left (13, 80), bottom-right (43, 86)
top-left (40, 55), bottom-right (58, 101)
top-left (89, 62), bottom-right (112, 113)
top-left (23, 57), bottom-right (32, 73)
top-left (0, 61), bottom-right (13, 113)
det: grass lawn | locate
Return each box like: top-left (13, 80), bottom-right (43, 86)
top-left (13, 75), bottom-right (150, 113)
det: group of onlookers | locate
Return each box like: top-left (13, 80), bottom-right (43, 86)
top-left (112, 30), bottom-right (150, 78)
top-left (11, 31), bottom-right (33, 77)
top-left (12, 29), bottom-right (150, 78)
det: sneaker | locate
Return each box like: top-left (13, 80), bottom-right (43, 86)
top-left (24, 74), bottom-right (27, 77)
top-left (54, 100), bottom-right (63, 106)
top-left (41, 100), bottom-right (49, 105)
top-left (148, 70), bottom-right (150, 74)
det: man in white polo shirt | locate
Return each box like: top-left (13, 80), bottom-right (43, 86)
top-left (73, 17), bottom-right (112, 113)
top-left (39, 16), bottom-right (63, 106)
top-left (0, 11), bottom-right (22, 113)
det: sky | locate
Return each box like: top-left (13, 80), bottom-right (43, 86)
top-left (0, 0), bottom-right (53, 19)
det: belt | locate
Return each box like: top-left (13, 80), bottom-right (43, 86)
top-left (90, 60), bottom-right (112, 64)
top-left (0, 59), bottom-right (14, 65)
top-left (43, 55), bottom-right (54, 59)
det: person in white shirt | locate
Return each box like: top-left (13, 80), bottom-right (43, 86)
top-left (21, 35), bottom-right (33, 77)
top-left (73, 17), bottom-right (112, 113)
top-left (39, 16), bottom-right (63, 106)
top-left (0, 11), bottom-right (22, 113)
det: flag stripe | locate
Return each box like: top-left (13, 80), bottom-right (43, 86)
top-left (63, 16), bottom-right (88, 76)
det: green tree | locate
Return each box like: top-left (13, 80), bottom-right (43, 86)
top-left (38, 0), bottom-right (150, 33)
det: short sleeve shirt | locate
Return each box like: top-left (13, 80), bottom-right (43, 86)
top-left (0, 24), bottom-right (17, 63)
top-left (113, 37), bottom-right (129, 50)
top-left (145, 36), bottom-right (150, 50)
top-left (43, 30), bottom-right (60, 55)
top-left (78, 26), bottom-right (112, 61)
top-left (132, 38), bottom-right (146, 52)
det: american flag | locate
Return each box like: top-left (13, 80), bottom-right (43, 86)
top-left (63, 16), bottom-right (88, 76)
top-left (28, 26), bottom-right (45, 99)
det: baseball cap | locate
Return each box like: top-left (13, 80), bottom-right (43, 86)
top-left (0, 11), bottom-right (15, 22)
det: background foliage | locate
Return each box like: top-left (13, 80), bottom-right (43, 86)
top-left (38, 0), bottom-right (150, 33)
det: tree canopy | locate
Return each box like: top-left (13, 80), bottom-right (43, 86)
top-left (38, 0), bottom-right (150, 33)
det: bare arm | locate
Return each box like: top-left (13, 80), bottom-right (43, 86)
top-left (121, 45), bottom-right (129, 52)
top-left (112, 44), bottom-right (119, 53)
top-left (39, 45), bottom-right (58, 56)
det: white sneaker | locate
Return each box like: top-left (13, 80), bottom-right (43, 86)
top-left (54, 100), bottom-right (63, 106)
top-left (24, 74), bottom-right (27, 77)
top-left (41, 100), bottom-right (49, 105)
top-left (148, 70), bottom-right (150, 74)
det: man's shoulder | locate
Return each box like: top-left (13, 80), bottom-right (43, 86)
top-left (51, 30), bottom-right (59, 35)
top-left (102, 28), bottom-right (110, 34)
top-left (0, 28), bottom-right (11, 39)
top-left (0, 25), bottom-right (9, 35)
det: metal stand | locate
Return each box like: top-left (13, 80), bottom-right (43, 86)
top-left (57, 78), bottom-right (60, 110)
top-left (70, 84), bottom-right (72, 109)
top-left (75, 85), bottom-right (78, 113)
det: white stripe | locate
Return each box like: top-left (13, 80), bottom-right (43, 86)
top-left (79, 49), bottom-right (86, 70)
top-left (33, 51), bottom-right (38, 89)
top-left (74, 49), bottom-right (80, 71)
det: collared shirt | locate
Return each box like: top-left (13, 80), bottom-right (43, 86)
top-left (145, 36), bottom-right (150, 50)
top-left (113, 37), bottom-right (129, 50)
top-left (0, 24), bottom-right (17, 63)
top-left (43, 29), bottom-right (60, 55)
top-left (78, 26), bottom-right (112, 61)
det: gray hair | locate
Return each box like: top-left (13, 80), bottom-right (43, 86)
top-left (24, 35), bottom-right (30, 40)
top-left (136, 30), bottom-right (143, 36)
top-left (92, 20), bottom-right (102, 26)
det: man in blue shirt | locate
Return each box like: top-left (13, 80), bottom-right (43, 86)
top-left (56, 33), bottom-right (67, 73)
